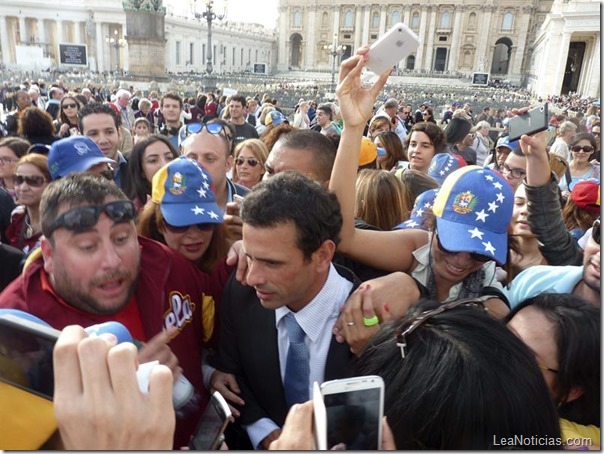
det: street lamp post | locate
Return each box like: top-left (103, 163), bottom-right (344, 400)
top-left (323, 34), bottom-right (347, 93)
top-left (194, 0), bottom-right (227, 92)
top-left (105, 29), bottom-right (126, 74)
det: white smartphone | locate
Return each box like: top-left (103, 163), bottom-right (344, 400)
top-left (188, 391), bottom-right (234, 450)
top-left (315, 375), bottom-right (385, 450)
top-left (365, 23), bottom-right (420, 75)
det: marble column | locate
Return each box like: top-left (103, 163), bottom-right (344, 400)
top-left (423, 7), bottom-right (437, 71)
top-left (306, 8), bottom-right (316, 67)
top-left (584, 35), bottom-right (600, 97)
top-left (552, 32), bottom-right (571, 95)
top-left (18, 16), bottom-right (27, 44)
top-left (510, 7), bottom-right (531, 82)
top-left (354, 7), bottom-right (362, 49)
top-left (475, 6), bottom-right (493, 71)
top-left (361, 6), bottom-right (370, 45)
top-left (277, 7), bottom-right (288, 70)
top-left (56, 20), bottom-right (64, 45)
top-left (402, 5), bottom-right (410, 26)
top-left (0, 16), bottom-right (11, 64)
top-left (95, 22), bottom-right (104, 71)
top-left (38, 19), bottom-right (46, 45)
top-left (448, 6), bottom-right (463, 71)
top-left (75, 21), bottom-right (82, 44)
top-left (378, 6), bottom-right (386, 36)
top-left (415, 6), bottom-right (428, 69)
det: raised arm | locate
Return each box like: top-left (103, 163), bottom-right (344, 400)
top-left (520, 129), bottom-right (583, 266)
top-left (330, 47), bottom-right (428, 272)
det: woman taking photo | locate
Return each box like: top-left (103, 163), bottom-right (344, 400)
top-left (5, 153), bottom-right (51, 254)
top-left (54, 95), bottom-right (82, 138)
top-left (123, 135), bottom-right (179, 212)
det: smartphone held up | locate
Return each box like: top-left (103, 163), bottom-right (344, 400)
top-left (365, 23), bottom-right (420, 75)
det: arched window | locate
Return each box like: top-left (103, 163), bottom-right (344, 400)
top-left (468, 12), bottom-right (477, 29)
top-left (391, 10), bottom-right (400, 25)
top-left (344, 11), bottom-right (353, 28)
top-left (502, 12), bottom-right (513, 31)
top-left (440, 11), bottom-right (451, 29)
top-left (372, 11), bottom-right (379, 28)
top-left (321, 11), bottom-right (328, 28)
top-left (406, 55), bottom-right (415, 70)
top-left (411, 12), bottom-right (420, 29)
top-left (293, 11), bottom-right (302, 28)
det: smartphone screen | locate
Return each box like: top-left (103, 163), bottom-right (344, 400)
top-left (324, 387), bottom-right (382, 450)
top-left (188, 391), bottom-right (233, 450)
top-left (0, 316), bottom-right (57, 400)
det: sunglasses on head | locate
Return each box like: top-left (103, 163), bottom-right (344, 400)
top-left (235, 157), bottom-right (261, 167)
top-left (61, 103), bottom-right (78, 109)
top-left (27, 143), bottom-right (51, 155)
top-left (163, 220), bottom-right (215, 234)
top-left (184, 122), bottom-right (232, 141)
top-left (570, 145), bottom-right (594, 153)
top-left (436, 234), bottom-right (492, 263)
top-left (45, 200), bottom-right (135, 237)
top-left (14, 174), bottom-right (47, 187)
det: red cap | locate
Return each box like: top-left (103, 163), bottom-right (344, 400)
top-left (570, 180), bottom-right (600, 213)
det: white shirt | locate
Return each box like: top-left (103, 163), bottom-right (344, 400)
top-left (245, 264), bottom-right (354, 448)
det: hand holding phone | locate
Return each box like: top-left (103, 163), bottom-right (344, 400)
top-left (314, 376), bottom-right (384, 450)
top-left (365, 23), bottom-right (420, 75)
top-left (508, 103), bottom-right (549, 141)
top-left (188, 391), bottom-right (233, 450)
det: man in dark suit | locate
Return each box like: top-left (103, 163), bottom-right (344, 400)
top-left (213, 172), bottom-right (361, 450)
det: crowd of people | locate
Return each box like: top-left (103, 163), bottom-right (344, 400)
top-left (0, 45), bottom-right (600, 451)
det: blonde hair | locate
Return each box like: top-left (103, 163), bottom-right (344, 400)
top-left (354, 169), bottom-right (406, 230)
top-left (232, 139), bottom-right (269, 187)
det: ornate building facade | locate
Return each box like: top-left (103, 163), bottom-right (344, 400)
top-left (276, 0), bottom-right (599, 97)
top-left (0, 0), bottom-right (276, 76)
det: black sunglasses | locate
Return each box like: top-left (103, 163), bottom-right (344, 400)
top-left (14, 174), bottom-right (47, 187)
top-left (163, 220), bottom-right (215, 234)
top-left (184, 122), bottom-right (232, 140)
top-left (235, 157), bottom-right (261, 167)
top-left (61, 103), bottom-right (78, 109)
top-left (45, 200), bottom-right (135, 237)
top-left (570, 145), bottom-right (594, 154)
top-left (436, 234), bottom-right (492, 263)
top-left (592, 219), bottom-right (600, 245)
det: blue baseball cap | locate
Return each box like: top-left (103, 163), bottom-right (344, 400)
top-left (151, 156), bottom-right (223, 226)
top-left (496, 136), bottom-right (519, 151)
top-left (428, 153), bottom-right (467, 186)
top-left (432, 166), bottom-right (513, 264)
top-left (48, 136), bottom-right (115, 180)
top-left (265, 110), bottom-right (288, 126)
top-left (393, 188), bottom-right (439, 231)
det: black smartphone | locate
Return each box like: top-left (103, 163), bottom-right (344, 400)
top-left (508, 103), bottom-right (549, 141)
top-left (0, 313), bottom-right (59, 399)
top-left (188, 391), bottom-right (234, 450)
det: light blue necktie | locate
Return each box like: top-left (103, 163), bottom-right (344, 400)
top-left (283, 312), bottom-right (310, 407)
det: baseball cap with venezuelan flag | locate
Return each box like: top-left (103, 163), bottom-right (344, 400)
top-left (432, 165), bottom-right (513, 264)
top-left (152, 156), bottom-right (223, 227)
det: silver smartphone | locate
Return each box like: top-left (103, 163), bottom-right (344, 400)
top-left (365, 23), bottom-right (420, 75)
top-left (315, 375), bottom-right (385, 450)
top-left (188, 391), bottom-right (234, 450)
top-left (508, 103), bottom-right (549, 141)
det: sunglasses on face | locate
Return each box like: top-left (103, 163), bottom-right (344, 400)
top-left (235, 157), bottom-right (261, 167)
top-left (570, 145), bottom-right (594, 154)
top-left (163, 220), bottom-right (215, 234)
top-left (46, 200), bottom-right (135, 237)
top-left (184, 122), bottom-right (232, 141)
top-left (436, 234), bottom-right (492, 263)
top-left (61, 103), bottom-right (78, 109)
top-left (592, 219), bottom-right (600, 245)
top-left (14, 174), bottom-right (47, 187)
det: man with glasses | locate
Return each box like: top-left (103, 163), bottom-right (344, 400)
top-left (0, 173), bottom-right (230, 449)
top-left (500, 147), bottom-right (527, 192)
